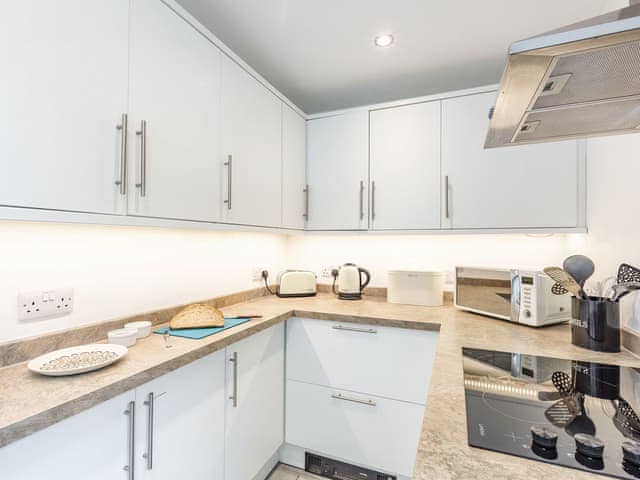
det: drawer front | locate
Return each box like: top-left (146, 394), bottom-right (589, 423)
top-left (287, 317), bottom-right (438, 404)
top-left (285, 380), bottom-right (424, 477)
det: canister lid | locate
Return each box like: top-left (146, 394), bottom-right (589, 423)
top-left (387, 270), bottom-right (443, 276)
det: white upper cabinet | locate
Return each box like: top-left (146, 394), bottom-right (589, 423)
top-left (225, 323), bottom-right (285, 480)
top-left (369, 102), bottom-right (442, 230)
top-left (221, 57), bottom-right (283, 227)
top-left (441, 92), bottom-right (582, 229)
top-left (306, 111), bottom-right (369, 230)
top-left (0, 0), bottom-right (129, 215)
top-left (282, 104), bottom-right (307, 229)
top-left (128, 0), bottom-right (222, 221)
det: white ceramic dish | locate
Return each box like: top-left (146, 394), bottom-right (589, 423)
top-left (108, 328), bottom-right (138, 347)
top-left (27, 343), bottom-right (128, 377)
top-left (124, 320), bottom-right (152, 339)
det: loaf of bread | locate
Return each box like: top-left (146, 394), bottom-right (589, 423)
top-left (170, 304), bottom-right (225, 330)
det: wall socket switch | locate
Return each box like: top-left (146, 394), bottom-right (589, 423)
top-left (321, 266), bottom-right (339, 278)
top-left (18, 288), bottom-right (74, 321)
top-left (252, 268), bottom-right (269, 282)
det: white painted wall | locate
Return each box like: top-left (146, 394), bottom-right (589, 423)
top-left (0, 222), bottom-right (287, 342)
top-left (286, 233), bottom-right (571, 288)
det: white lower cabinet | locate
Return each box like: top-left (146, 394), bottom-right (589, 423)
top-left (134, 350), bottom-right (226, 480)
top-left (225, 323), bottom-right (285, 480)
top-left (287, 317), bottom-right (438, 405)
top-left (0, 350), bottom-right (226, 480)
top-left (285, 317), bottom-right (438, 478)
top-left (286, 381), bottom-right (425, 478)
top-left (0, 390), bottom-right (135, 480)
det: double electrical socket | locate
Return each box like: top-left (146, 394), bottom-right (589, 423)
top-left (18, 288), bottom-right (74, 321)
top-left (252, 268), bottom-right (269, 282)
top-left (321, 266), bottom-right (339, 278)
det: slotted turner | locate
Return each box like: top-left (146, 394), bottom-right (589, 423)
top-left (544, 267), bottom-right (586, 299)
top-left (551, 282), bottom-right (569, 295)
top-left (618, 264), bottom-right (640, 284)
top-left (544, 371), bottom-right (580, 428)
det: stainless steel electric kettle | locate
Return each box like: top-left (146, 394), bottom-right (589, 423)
top-left (333, 263), bottom-right (371, 300)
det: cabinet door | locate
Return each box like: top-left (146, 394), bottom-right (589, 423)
top-left (221, 57), bottom-right (283, 227)
top-left (286, 381), bottom-right (424, 478)
top-left (128, 0), bottom-right (222, 221)
top-left (369, 102), bottom-right (441, 230)
top-left (0, 391), bottom-right (135, 480)
top-left (282, 104), bottom-right (307, 229)
top-left (225, 323), bottom-right (285, 480)
top-left (287, 318), bottom-right (438, 405)
top-left (0, 0), bottom-right (129, 215)
top-left (135, 351), bottom-right (225, 480)
top-left (441, 92), bottom-right (581, 229)
top-left (306, 111), bottom-right (369, 230)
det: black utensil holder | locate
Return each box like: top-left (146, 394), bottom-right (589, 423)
top-left (571, 297), bottom-right (620, 353)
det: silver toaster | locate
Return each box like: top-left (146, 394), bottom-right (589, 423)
top-left (277, 270), bottom-right (317, 298)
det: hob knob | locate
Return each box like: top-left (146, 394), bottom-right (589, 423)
top-left (530, 426), bottom-right (558, 449)
top-left (574, 433), bottom-right (605, 459)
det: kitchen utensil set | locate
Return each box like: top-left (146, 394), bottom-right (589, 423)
top-left (546, 257), bottom-right (640, 303)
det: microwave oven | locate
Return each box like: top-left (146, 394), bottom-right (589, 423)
top-left (455, 267), bottom-right (570, 327)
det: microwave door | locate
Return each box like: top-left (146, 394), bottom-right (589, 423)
top-left (511, 271), bottom-right (521, 322)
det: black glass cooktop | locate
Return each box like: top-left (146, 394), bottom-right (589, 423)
top-left (462, 347), bottom-right (640, 479)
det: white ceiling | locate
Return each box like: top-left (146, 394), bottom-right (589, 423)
top-left (176, 0), bottom-right (614, 114)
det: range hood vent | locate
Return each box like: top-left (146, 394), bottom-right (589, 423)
top-left (485, 3), bottom-right (640, 148)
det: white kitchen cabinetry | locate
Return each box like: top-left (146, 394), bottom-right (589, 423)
top-left (225, 323), bottom-right (285, 480)
top-left (306, 111), bottom-right (369, 230)
top-left (286, 381), bottom-right (425, 478)
top-left (282, 104), bottom-right (308, 229)
top-left (134, 349), bottom-right (225, 480)
top-left (128, 0), bottom-right (222, 221)
top-left (287, 317), bottom-right (438, 404)
top-left (369, 101), bottom-right (442, 230)
top-left (0, 390), bottom-right (136, 480)
top-left (441, 92), bottom-right (582, 229)
top-left (285, 317), bottom-right (437, 478)
top-left (221, 57), bottom-right (283, 227)
top-left (0, 0), bottom-right (129, 215)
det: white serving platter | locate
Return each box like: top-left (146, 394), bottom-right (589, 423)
top-left (27, 343), bottom-right (128, 377)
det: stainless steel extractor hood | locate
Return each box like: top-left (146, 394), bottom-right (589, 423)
top-left (485, 3), bottom-right (640, 148)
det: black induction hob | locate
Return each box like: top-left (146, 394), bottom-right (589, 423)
top-left (462, 347), bottom-right (640, 479)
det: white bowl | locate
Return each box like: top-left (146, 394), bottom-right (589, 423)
top-left (108, 328), bottom-right (138, 347)
top-left (124, 320), bottom-right (152, 339)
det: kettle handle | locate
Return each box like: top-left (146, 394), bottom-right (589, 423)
top-left (358, 268), bottom-right (371, 292)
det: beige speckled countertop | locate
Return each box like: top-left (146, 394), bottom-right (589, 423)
top-left (2, 293), bottom-right (640, 480)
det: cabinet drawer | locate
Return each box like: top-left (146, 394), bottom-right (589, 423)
top-left (286, 317), bottom-right (438, 404)
top-left (285, 380), bottom-right (424, 477)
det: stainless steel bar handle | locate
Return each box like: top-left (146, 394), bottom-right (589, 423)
top-left (332, 325), bottom-right (377, 334)
top-left (116, 113), bottom-right (128, 195)
top-left (143, 392), bottom-right (154, 470)
top-left (229, 352), bottom-right (238, 407)
top-left (331, 393), bottom-right (377, 407)
top-left (224, 155), bottom-right (233, 210)
top-left (135, 120), bottom-right (147, 197)
top-left (303, 185), bottom-right (309, 220)
top-left (123, 400), bottom-right (135, 479)
top-left (371, 181), bottom-right (376, 221)
top-left (444, 175), bottom-right (450, 219)
top-left (359, 180), bottom-right (364, 220)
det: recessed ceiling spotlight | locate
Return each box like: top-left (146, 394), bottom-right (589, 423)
top-left (374, 34), bottom-right (394, 48)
